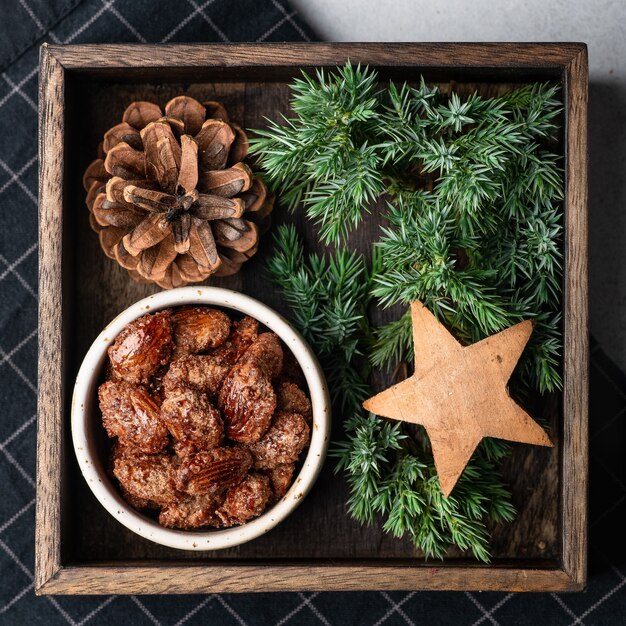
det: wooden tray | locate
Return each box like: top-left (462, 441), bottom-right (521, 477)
top-left (36, 43), bottom-right (588, 594)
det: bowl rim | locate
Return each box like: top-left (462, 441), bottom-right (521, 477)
top-left (71, 286), bottom-right (331, 551)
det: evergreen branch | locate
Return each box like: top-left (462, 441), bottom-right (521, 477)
top-left (250, 64), bottom-right (385, 243)
top-left (269, 227), bottom-right (516, 562)
top-left (259, 65), bottom-right (565, 562)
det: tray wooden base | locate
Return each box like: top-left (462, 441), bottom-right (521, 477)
top-left (37, 42), bottom-right (588, 594)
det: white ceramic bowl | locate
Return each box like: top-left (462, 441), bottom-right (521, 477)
top-left (71, 287), bottom-right (331, 551)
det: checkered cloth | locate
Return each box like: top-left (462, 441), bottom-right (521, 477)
top-left (0, 0), bottom-right (624, 623)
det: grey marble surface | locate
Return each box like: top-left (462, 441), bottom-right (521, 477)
top-left (292, 0), bottom-right (626, 373)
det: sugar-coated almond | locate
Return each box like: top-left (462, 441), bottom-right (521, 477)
top-left (112, 445), bottom-right (178, 507)
top-left (276, 381), bottom-right (312, 423)
top-left (159, 493), bottom-right (224, 529)
top-left (161, 386), bottom-right (223, 450)
top-left (99, 303), bottom-right (313, 530)
top-left (216, 473), bottom-right (272, 526)
top-left (218, 333), bottom-right (283, 443)
top-left (218, 361), bottom-right (276, 443)
top-left (163, 316), bottom-right (260, 396)
top-left (175, 447), bottom-right (252, 496)
top-left (266, 463), bottom-right (296, 502)
top-left (172, 307), bottom-right (230, 356)
top-left (99, 380), bottom-right (169, 453)
top-left (248, 412), bottom-right (310, 470)
top-left (108, 310), bottom-right (173, 384)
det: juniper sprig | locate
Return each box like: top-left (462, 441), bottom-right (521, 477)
top-left (256, 65), bottom-right (564, 562)
top-left (251, 64), bottom-right (385, 244)
top-left (251, 62), bottom-right (564, 394)
top-left (268, 226), bottom-right (516, 562)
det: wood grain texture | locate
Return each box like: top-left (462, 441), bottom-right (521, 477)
top-left (36, 42), bottom-right (588, 594)
top-left (39, 563), bottom-right (574, 595)
top-left (46, 42), bottom-right (585, 70)
top-left (364, 304), bottom-right (552, 498)
top-left (561, 45), bottom-right (589, 589)
top-left (35, 43), bottom-right (65, 592)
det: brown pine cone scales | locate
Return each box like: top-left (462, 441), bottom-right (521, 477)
top-left (99, 307), bottom-right (312, 530)
top-left (83, 96), bottom-right (274, 288)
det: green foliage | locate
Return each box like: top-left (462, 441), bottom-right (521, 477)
top-left (252, 63), bottom-right (564, 394)
top-left (251, 64), bottom-right (385, 243)
top-left (268, 226), bottom-right (516, 562)
top-left (267, 224), bottom-right (372, 413)
top-left (258, 66), bottom-right (564, 562)
top-left (372, 190), bottom-right (562, 393)
top-left (333, 415), bottom-right (516, 562)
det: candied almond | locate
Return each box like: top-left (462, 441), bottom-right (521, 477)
top-left (175, 447), bottom-right (252, 497)
top-left (218, 361), bottom-right (276, 443)
top-left (112, 447), bottom-right (178, 508)
top-left (164, 354), bottom-right (231, 397)
top-left (109, 443), bottom-right (153, 509)
top-left (172, 307), bottom-right (230, 356)
top-left (207, 314), bottom-right (259, 367)
top-left (266, 463), bottom-right (296, 502)
top-left (148, 365), bottom-right (169, 402)
top-left (276, 381), bottom-right (312, 423)
top-left (163, 316), bottom-right (260, 397)
top-left (108, 310), bottom-right (173, 384)
top-left (238, 332), bottom-right (283, 378)
top-left (161, 386), bottom-right (223, 450)
top-left (248, 412), bottom-right (310, 470)
top-left (171, 439), bottom-right (200, 458)
top-left (99, 380), bottom-right (169, 453)
top-left (278, 348), bottom-right (306, 387)
top-left (218, 333), bottom-right (283, 443)
top-left (216, 473), bottom-right (272, 527)
top-left (159, 493), bottom-right (224, 529)
top-left (119, 484), bottom-right (151, 510)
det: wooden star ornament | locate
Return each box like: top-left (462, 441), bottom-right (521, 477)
top-left (363, 301), bottom-right (552, 498)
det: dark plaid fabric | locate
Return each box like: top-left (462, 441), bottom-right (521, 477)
top-left (0, 0), bottom-right (624, 623)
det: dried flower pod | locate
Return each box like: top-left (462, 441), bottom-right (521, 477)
top-left (83, 159), bottom-right (108, 191)
top-left (122, 101), bottom-right (162, 129)
top-left (203, 100), bottom-right (229, 122)
top-left (175, 447), bottom-right (252, 497)
top-left (103, 122), bottom-right (142, 153)
top-left (107, 310), bottom-right (173, 385)
top-left (83, 96), bottom-right (273, 288)
top-left (161, 386), bottom-right (223, 451)
top-left (99, 380), bottom-right (169, 453)
top-left (248, 412), bottom-right (311, 470)
top-left (216, 473), bottom-right (272, 526)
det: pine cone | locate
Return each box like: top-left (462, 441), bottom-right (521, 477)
top-left (83, 97), bottom-right (274, 288)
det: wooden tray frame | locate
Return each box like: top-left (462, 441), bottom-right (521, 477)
top-left (37, 42), bottom-right (588, 594)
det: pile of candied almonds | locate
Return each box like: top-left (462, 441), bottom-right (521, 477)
top-left (99, 306), bottom-right (311, 529)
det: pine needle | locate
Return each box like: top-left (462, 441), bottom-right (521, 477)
top-left (257, 64), bottom-right (565, 562)
top-left (268, 226), bottom-right (516, 562)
